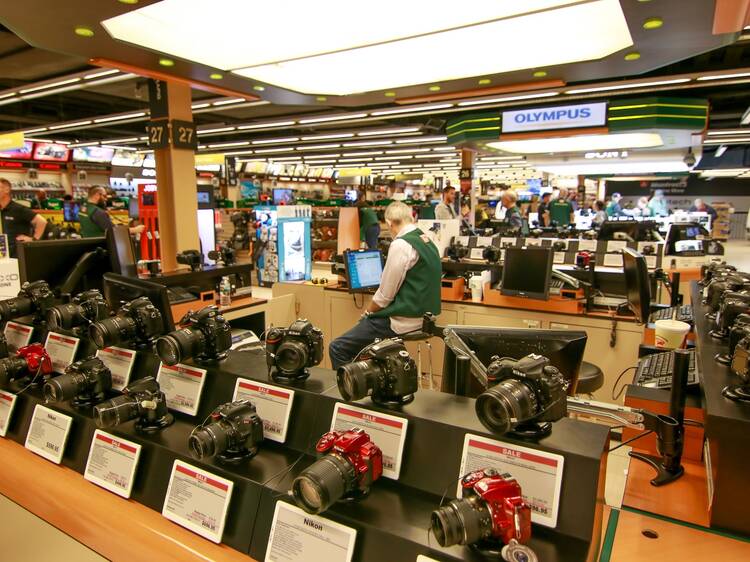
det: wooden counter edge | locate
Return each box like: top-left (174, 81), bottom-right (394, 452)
top-left (0, 438), bottom-right (255, 562)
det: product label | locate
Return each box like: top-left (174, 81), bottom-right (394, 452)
top-left (577, 239), bottom-right (598, 253)
top-left (330, 403), bottom-right (408, 480)
top-left (603, 253), bottom-right (623, 268)
top-left (84, 430), bottom-right (141, 498)
top-left (469, 248), bottom-right (484, 260)
top-left (265, 502), bottom-right (356, 562)
top-left (553, 251), bottom-right (566, 265)
top-left (156, 363), bottom-right (207, 416)
top-left (524, 239), bottom-right (542, 247)
top-left (44, 332), bottom-right (80, 373)
top-left (416, 557), bottom-right (441, 562)
top-left (476, 236), bottom-right (494, 247)
top-left (0, 390), bottom-right (17, 437)
top-left (162, 460), bottom-right (233, 543)
top-left (233, 378), bottom-right (294, 443)
top-left (4, 321), bottom-right (32, 351)
top-left (24, 404), bottom-right (73, 464)
top-left (606, 240), bottom-right (627, 253)
top-left (500, 237), bottom-right (517, 248)
top-left (458, 433), bottom-right (564, 528)
top-left (96, 347), bottom-right (136, 391)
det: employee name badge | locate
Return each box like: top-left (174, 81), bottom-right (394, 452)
top-left (0, 390), bottom-right (18, 437)
top-left (458, 433), bottom-right (564, 528)
top-left (96, 347), bottom-right (136, 391)
top-left (603, 253), bottom-right (623, 267)
top-left (606, 240), bottom-right (627, 253)
top-left (44, 332), bottom-right (80, 373)
top-left (578, 239), bottom-right (597, 253)
top-left (265, 502), bottom-right (356, 562)
top-left (553, 251), bottom-right (566, 264)
top-left (233, 378), bottom-right (294, 443)
top-left (84, 430), bottom-right (142, 498)
top-left (24, 404), bottom-right (73, 464)
top-left (330, 403), bottom-right (407, 479)
top-left (157, 362), bottom-right (207, 416)
top-left (162, 460), bottom-right (233, 543)
top-left (4, 321), bottom-right (32, 351)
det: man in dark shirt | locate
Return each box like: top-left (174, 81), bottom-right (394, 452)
top-left (689, 198), bottom-right (718, 222)
top-left (79, 186), bottom-right (144, 238)
top-left (536, 192), bottom-right (551, 226)
top-left (0, 177), bottom-right (47, 257)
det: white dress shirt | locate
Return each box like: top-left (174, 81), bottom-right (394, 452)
top-left (495, 204), bottom-right (507, 220)
top-left (372, 223), bottom-right (423, 334)
top-left (435, 201), bottom-right (456, 220)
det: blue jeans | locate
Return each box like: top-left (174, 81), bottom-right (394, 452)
top-left (364, 224), bottom-right (380, 250)
top-left (329, 316), bottom-right (396, 370)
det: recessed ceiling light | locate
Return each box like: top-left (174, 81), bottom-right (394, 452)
top-left (299, 113), bottom-right (368, 124)
top-left (478, 78), bottom-right (491, 85)
top-left (384, 92), bottom-right (397, 97)
top-left (564, 77), bottom-right (689, 94)
top-left (624, 51), bottom-right (641, 61)
top-left (642, 17), bottom-right (663, 30)
top-left (159, 58), bottom-right (175, 67)
top-left (253, 85), bottom-right (265, 91)
top-left (74, 26), bottom-right (95, 38)
top-left (316, 96), bottom-right (328, 102)
top-left (697, 72), bottom-right (750, 81)
top-left (533, 70), bottom-right (547, 78)
top-left (429, 85), bottom-right (441, 92)
top-left (210, 73), bottom-right (224, 80)
top-left (251, 137), bottom-right (300, 145)
top-left (457, 91), bottom-right (558, 107)
top-left (301, 133), bottom-right (355, 141)
top-left (296, 143), bottom-right (341, 151)
top-left (118, 0), bottom-right (139, 4)
top-left (238, 120), bottom-right (296, 130)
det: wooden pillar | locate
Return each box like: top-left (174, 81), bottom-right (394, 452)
top-left (153, 82), bottom-right (199, 271)
top-left (460, 148), bottom-right (476, 226)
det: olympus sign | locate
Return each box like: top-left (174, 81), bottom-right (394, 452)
top-left (502, 102), bottom-right (607, 133)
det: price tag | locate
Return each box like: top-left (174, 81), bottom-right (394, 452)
top-left (578, 239), bottom-right (597, 252)
top-left (84, 430), bottom-right (142, 498)
top-left (603, 253), bottom-right (623, 267)
top-left (162, 460), bottom-right (233, 543)
top-left (553, 251), bottom-right (566, 264)
top-left (330, 403), bottom-right (407, 480)
top-left (645, 255), bottom-right (658, 269)
top-left (24, 404), bottom-right (73, 464)
top-left (44, 332), bottom-right (80, 373)
top-left (500, 237), bottom-right (517, 248)
top-left (606, 240), bottom-right (627, 252)
top-left (4, 321), bottom-right (32, 351)
top-left (456, 236), bottom-right (470, 247)
top-left (96, 347), bottom-right (136, 391)
top-left (0, 390), bottom-right (17, 437)
top-left (469, 248), bottom-right (484, 260)
top-left (265, 502), bottom-right (356, 562)
top-left (524, 239), bottom-right (542, 247)
top-left (458, 433), bottom-right (564, 528)
top-left (417, 557), bottom-right (441, 562)
top-left (156, 362), bottom-right (207, 416)
top-left (476, 236), bottom-right (493, 247)
top-left (233, 378), bottom-right (294, 443)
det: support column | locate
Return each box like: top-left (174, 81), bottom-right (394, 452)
top-left (460, 148), bottom-right (476, 226)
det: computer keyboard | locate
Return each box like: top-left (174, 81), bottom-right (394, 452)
top-left (649, 305), bottom-right (694, 324)
top-left (633, 349), bottom-right (699, 389)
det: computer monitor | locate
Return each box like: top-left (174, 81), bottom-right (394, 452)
top-left (273, 188), bottom-right (293, 205)
top-left (102, 273), bottom-right (175, 332)
top-left (501, 247), bottom-right (552, 300)
top-left (63, 201), bottom-right (80, 222)
top-left (345, 190), bottom-right (359, 203)
top-left (441, 326), bottom-right (587, 397)
top-left (106, 225), bottom-right (137, 277)
top-left (622, 247), bottom-right (651, 324)
top-left (598, 220), bottom-right (659, 242)
top-left (343, 249), bottom-right (384, 293)
top-left (665, 222), bottom-right (709, 256)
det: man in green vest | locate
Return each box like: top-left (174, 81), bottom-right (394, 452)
top-left (79, 186), bottom-right (145, 238)
top-left (329, 201), bottom-right (442, 370)
top-left (548, 189), bottom-right (575, 227)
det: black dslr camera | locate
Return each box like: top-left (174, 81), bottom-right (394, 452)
top-left (155, 305), bottom-right (231, 365)
top-left (46, 289), bottom-right (109, 334)
top-left (716, 313), bottom-right (750, 365)
top-left (0, 280), bottom-right (54, 324)
top-left (208, 244), bottom-right (236, 266)
top-left (93, 376), bottom-right (174, 433)
top-left (476, 354), bottom-right (568, 437)
top-left (482, 245), bottom-right (502, 264)
top-left (43, 357), bottom-right (112, 409)
top-left (89, 296), bottom-right (164, 349)
top-left (230, 211), bottom-right (251, 250)
top-left (337, 338), bottom-right (418, 407)
top-left (725, 337), bottom-right (750, 402)
top-left (176, 249), bottom-right (203, 271)
top-left (189, 400), bottom-right (264, 464)
top-left (446, 243), bottom-right (469, 261)
top-left (265, 319), bottom-right (324, 382)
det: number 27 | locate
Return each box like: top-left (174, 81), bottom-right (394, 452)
top-left (178, 127), bottom-right (193, 144)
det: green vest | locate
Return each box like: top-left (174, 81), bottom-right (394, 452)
top-left (549, 200), bottom-right (573, 226)
top-left (372, 228), bottom-right (442, 320)
top-left (79, 203), bottom-right (105, 238)
top-left (359, 207), bottom-right (379, 239)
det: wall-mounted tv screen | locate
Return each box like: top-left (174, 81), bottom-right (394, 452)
top-left (33, 142), bottom-right (70, 162)
top-left (72, 146), bottom-right (115, 164)
top-left (0, 141), bottom-right (34, 160)
top-left (111, 149), bottom-right (145, 167)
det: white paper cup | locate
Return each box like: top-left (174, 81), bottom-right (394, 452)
top-left (654, 319), bottom-right (691, 349)
top-left (469, 277), bottom-right (483, 302)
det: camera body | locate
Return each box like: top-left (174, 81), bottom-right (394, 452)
top-left (704, 275), bottom-right (750, 314)
top-left (155, 306), bottom-right (232, 365)
top-left (431, 468), bottom-right (531, 548)
top-left (575, 251), bottom-right (592, 268)
top-left (716, 314), bottom-right (750, 365)
top-left (700, 262), bottom-right (735, 286)
top-left (0, 280), bottom-right (54, 324)
top-left (337, 338), bottom-right (418, 407)
top-left (731, 337), bottom-right (750, 382)
top-left (189, 400), bottom-right (264, 463)
top-left (176, 249), bottom-right (203, 271)
top-left (482, 245), bottom-right (502, 264)
top-left (93, 376), bottom-right (174, 433)
top-left (208, 245), bottom-right (236, 266)
top-left (89, 296), bottom-right (164, 349)
top-left (0, 343), bottom-right (53, 388)
top-left (43, 357), bottom-right (112, 408)
top-left (712, 295), bottom-right (750, 338)
top-left (446, 243), bottom-right (469, 261)
top-left (0, 333), bottom-right (8, 360)
top-left (265, 319), bottom-right (324, 382)
top-left (46, 289), bottom-right (109, 334)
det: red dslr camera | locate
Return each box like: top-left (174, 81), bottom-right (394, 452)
top-left (0, 343), bottom-right (53, 388)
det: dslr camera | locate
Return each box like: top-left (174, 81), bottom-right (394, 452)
top-left (155, 306), bottom-right (231, 365)
top-left (0, 343), bottom-right (53, 388)
top-left (0, 281), bottom-right (54, 324)
top-left (43, 357), bottom-right (112, 408)
top-left (446, 243), bottom-right (469, 261)
top-left (208, 245), bottom-right (236, 266)
top-left (716, 313), bottom-right (750, 365)
top-left (46, 290), bottom-right (109, 334)
top-left (93, 376), bottom-right (174, 433)
top-left (291, 429), bottom-right (383, 515)
top-left (476, 354), bottom-right (568, 436)
top-left (265, 319), bottom-right (324, 382)
top-left (176, 249), bottom-right (203, 271)
top-left (189, 400), bottom-right (264, 464)
top-left (337, 338), bottom-right (418, 407)
top-left (482, 245), bottom-right (502, 264)
top-left (89, 296), bottom-right (164, 349)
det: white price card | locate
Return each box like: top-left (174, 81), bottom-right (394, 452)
top-left (4, 321), bottom-right (32, 351)
top-left (162, 460), bottom-right (233, 543)
top-left (330, 403), bottom-right (408, 480)
top-left (96, 346), bottom-right (136, 391)
top-left (553, 252), bottom-right (566, 264)
top-left (157, 362), bottom-right (207, 416)
top-left (265, 502), bottom-right (356, 562)
top-left (233, 378), bottom-right (294, 443)
top-left (524, 239), bottom-right (542, 247)
top-left (417, 556), bottom-right (441, 562)
top-left (577, 239), bottom-right (597, 252)
top-left (606, 240), bottom-right (627, 252)
top-left (456, 236), bottom-right (470, 247)
top-left (458, 434), bottom-right (564, 528)
top-left (0, 390), bottom-right (17, 437)
top-left (645, 255), bottom-right (658, 270)
top-left (469, 248), bottom-right (484, 260)
top-left (84, 430), bottom-right (142, 498)
top-left (44, 332), bottom-right (80, 373)
top-left (476, 236), bottom-right (494, 247)
top-left (603, 253), bottom-right (623, 268)
top-left (500, 237), bottom-right (517, 248)
top-left (24, 404), bottom-right (72, 464)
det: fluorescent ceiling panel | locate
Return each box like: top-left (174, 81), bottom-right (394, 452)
top-left (488, 133), bottom-right (664, 154)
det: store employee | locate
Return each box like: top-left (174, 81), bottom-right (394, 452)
top-left (80, 186), bottom-right (144, 238)
top-left (0, 177), bottom-right (47, 257)
top-left (499, 190), bottom-right (523, 230)
top-left (329, 202), bottom-right (441, 370)
top-left (434, 185), bottom-right (457, 219)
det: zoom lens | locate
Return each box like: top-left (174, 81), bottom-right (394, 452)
top-left (89, 316), bottom-right (136, 349)
top-left (43, 372), bottom-right (87, 403)
top-left (189, 424), bottom-right (227, 460)
top-left (46, 304), bottom-right (81, 331)
top-left (155, 328), bottom-right (205, 366)
top-left (93, 395), bottom-right (139, 428)
top-left (0, 357), bottom-right (26, 387)
top-left (431, 497), bottom-right (491, 547)
top-left (275, 340), bottom-right (308, 374)
top-left (336, 360), bottom-right (378, 401)
top-left (291, 453), bottom-right (356, 514)
top-left (0, 297), bottom-right (32, 322)
top-left (475, 379), bottom-right (538, 434)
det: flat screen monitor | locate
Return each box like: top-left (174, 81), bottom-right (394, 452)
top-left (345, 190), bottom-right (359, 203)
top-left (622, 247), bottom-right (650, 324)
top-left (73, 146), bottom-right (114, 163)
top-left (343, 249), bottom-right (383, 293)
top-left (441, 326), bottom-right (587, 397)
top-left (128, 197), bottom-right (139, 220)
top-left (32, 142), bottom-right (69, 162)
top-left (598, 220), bottom-right (659, 242)
top-left (273, 188), bottom-right (293, 205)
top-left (111, 149), bottom-right (144, 167)
top-left (106, 225), bottom-right (137, 277)
top-left (0, 141), bottom-right (34, 160)
top-left (63, 201), bottom-right (80, 222)
top-left (501, 247), bottom-right (552, 300)
top-left (102, 273), bottom-right (175, 333)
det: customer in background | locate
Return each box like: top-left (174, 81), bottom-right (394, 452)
top-left (567, 190), bottom-right (580, 211)
top-left (434, 185), bottom-right (457, 220)
top-left (536, 192), bottom-right (551, 226)
top-left (605, 192), bottom-right (625, 217)
top-left (592, 200), bottom-right (607, 226)
top-left (689, 198), bottom-right (718, 222)
top-left (357, 192), bottom-right (380, 250)
top-left (31, 189), bottom-right (50, 210)
top-left (0, 177), bottom-right (47, 257)
top-left (635, 196), bottom-right (652, 217)
top-left (499, 190), bottom-right (523, 231)
top-left (648, 189), bottom-right (668, 216)
top-left (328, 202), bottom-right (441, 370)
top-left (79, 186), bottom-right (145, 238)
top-left (548, 190), bottom-right (575, 227)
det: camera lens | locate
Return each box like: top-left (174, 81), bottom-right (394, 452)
top-left (93, 395), bottom-right (139, 428)
top-left (0, 297), bottom-right (32, 322)
top-left (336, 360), bottom-right (378, 401)
top-left (90, 316), bottom-right (136, 349)
top-left (475, 379), bottom-right (538, 434)
top-left (292, 453), bottom-right (356, 514)
top-left (155, 328), bottom-right (205, 366)
top-left (43, 374), bottom-right (80, 403)
top-left (0, 357), bottom-right (26, 387)
top-left (431, 497), bottom-right (490, 547)
top-left (189, 424), bottom-right (228, 460)
top-left (46, 304), bottom-right (81, 331)
top-left (275, 340), bottom-right (308, 374)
